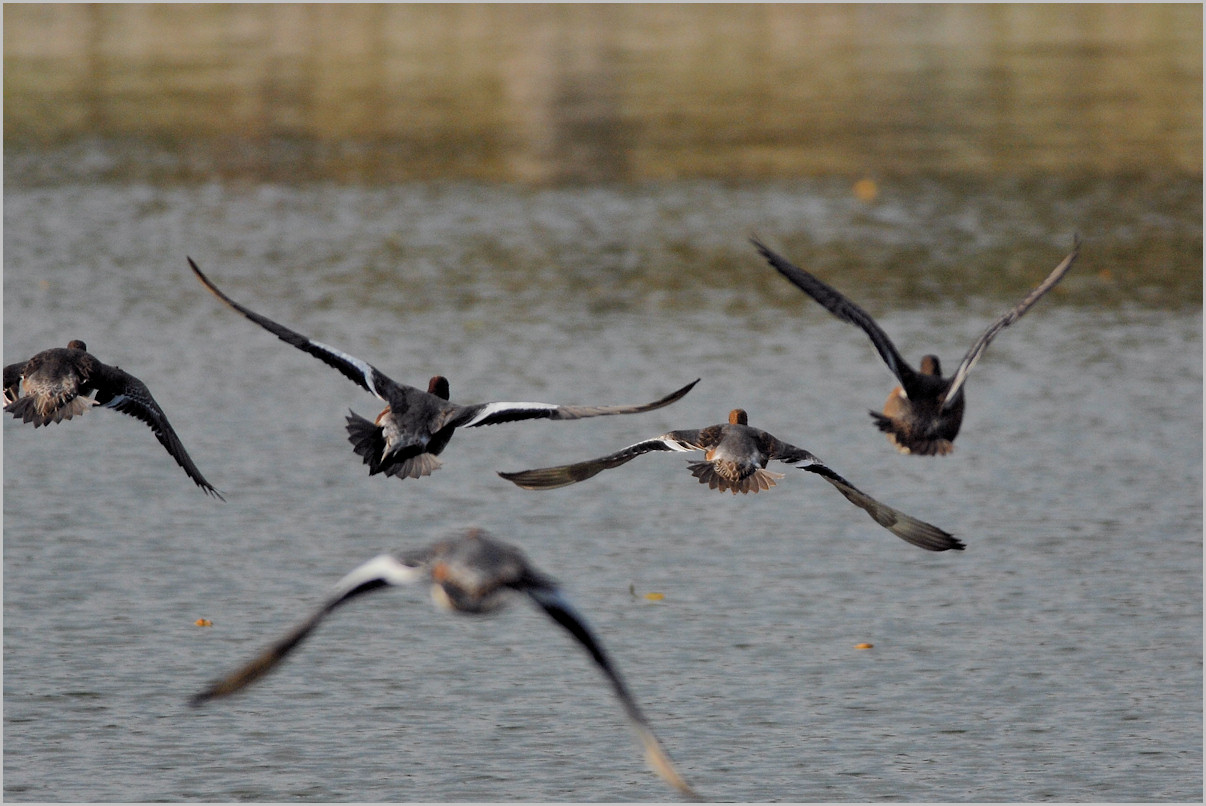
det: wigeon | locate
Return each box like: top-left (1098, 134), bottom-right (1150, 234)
top-left (500, 408), bottom-right (963, 552)
top-left (190, 527), bottom-right (698, 799)
top-left (189, 258), bottom-right (698, 481)
top-left (4, 340), bottom-right (222, 498)
top-left (753, 236), bottom-right (1080, 455)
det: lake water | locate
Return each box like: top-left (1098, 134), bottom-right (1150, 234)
top-left (3, 178), bottom-right (1200, 802)
top-left (3, 4), bottom-right (1201, 801)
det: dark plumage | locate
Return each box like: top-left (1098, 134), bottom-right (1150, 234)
top-left (189, 258), bottom-right (698, 480)
top-left (501, 408), bottom-right (963, 552)
top-left (4, 340), bottom-right (222, 498)
top-left (753, 236), bottom-right (1080, 455)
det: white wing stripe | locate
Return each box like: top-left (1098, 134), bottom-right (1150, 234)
top-left (330, 554), bottom-right (424, 596)
top-left (99, 393), bottom-right (130, 410)
top-left (309, 339), bottom-right (384, 398)
top-left (460, 401), bottom-right (559, 427)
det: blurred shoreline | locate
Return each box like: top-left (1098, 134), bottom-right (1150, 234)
top-left (5, 4), bottom-right (1201, 184)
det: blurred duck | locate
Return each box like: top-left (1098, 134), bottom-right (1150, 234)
top-left (500, 408), bottom-right (963, 552)
top-left (752, 237), bottom-right (1080, 455)
top-left (3, 340), bottom-right (222, 499)
top-left (189, 258), bottom-right (698, 481)
top-left (190, 528), bottom-right (699, 800)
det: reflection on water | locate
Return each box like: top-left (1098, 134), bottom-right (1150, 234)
top-left (4, 4), bottom-right (1201, 182)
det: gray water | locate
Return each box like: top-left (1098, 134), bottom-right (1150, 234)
top-left (3, 180), bottom-right (1200, 802)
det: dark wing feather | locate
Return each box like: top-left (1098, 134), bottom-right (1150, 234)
top-left (449, 379), bottom-right (699, 429)
top-left (769, 436), bottom-right (964, 552)
top-left (941, 237), bottom-right (1080, 408)
top-left (190, 554), bottom-right (421, 705)
top-left (523, 583), bottom-right (697, 798)
top-left (188, 257), bottom-right (401, 402)
top-left (752, 238), bottom-right (916, 387)
top-left (3, 360), bottom-right (26, 403)
top-left (498, 431), bottom-right (704, 490)
top-left (92, 365), bottom-right (223, 499)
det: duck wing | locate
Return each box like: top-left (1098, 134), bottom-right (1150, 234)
top-left (3, 360), bottom-right (26, 403)
top-left (768, 436), bottom-right (964, 552)
top-left (446, 379), bottom-right (699, 429)
top-left (498, 430), bottom-right (704, 490)
top-left (91, 364), bottom-right (224, 500)
top-left (753, 238), bottom-right (917, 388)
top-left (190, 553), bottom-right (425, 705)
top-left (189, 258), bottom-right (403, 403)
top-left (941, 237), bottom-right (1080, 409)
top-left (522, 581), bottom-right (698, 799)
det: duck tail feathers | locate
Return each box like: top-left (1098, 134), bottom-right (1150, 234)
top-left (345, 410), bottom-right (388, 474)
top-left (686, 461), bottom-right (782, 494)
top-left (6, 394), bottom-right (96, 427)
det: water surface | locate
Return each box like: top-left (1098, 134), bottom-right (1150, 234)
top-left (3, 180), bottom-right (1200, 801)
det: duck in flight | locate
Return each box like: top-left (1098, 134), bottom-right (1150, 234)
top-left (190, 528), bottom-right (698, 799)
top-left (3, 340), bottom-right (223, 499)
top-left (752, 236), bottom-right (1080, 455)
top-left (188, 258), bottom-right (698, 481)
top-left (500, 408), bottom-right (963, 552)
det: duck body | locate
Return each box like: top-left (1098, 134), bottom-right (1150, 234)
top-left (500, 408), bottom-right (964, 552)
top-left (4, 340), bottom-right (223, 498)
top-left (753, 236), bottom-right (1080, 455)
top-left (189, 528), bottom-right (697, 798)
top-left (189, 258), bottom-right (698, 481)
top-left (871, 354), bottom-right (966, 456)
top-left (345, 375), bottom-right (459, 479)
top-left (682, 409), bottom-right (787, 493)
top-left (4, 341), bottom-right (100, 425)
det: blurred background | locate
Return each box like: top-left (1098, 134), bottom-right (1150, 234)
top-left (5, 4), bottom-right (1200, 305)
top-left (3, 4), bottom-right (1202, 802)
top-left (4, 4), bottom-right (1202, 181)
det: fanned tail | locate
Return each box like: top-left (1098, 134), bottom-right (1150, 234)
top-left (346, 410), bottom-right (388, 474)
top-left (384, 452), bottom-right (442, 480)
top-left (6, 394), bottom-right (96, 427)
top-left (868, 410), bottom-right (954, 456)
top-left (686, 461), bottom-right (783, 494)
top-left (345, 410), bottom-right (442, 480)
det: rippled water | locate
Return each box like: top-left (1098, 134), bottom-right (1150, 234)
top-left (3, 180), bottom-right (1201, 801)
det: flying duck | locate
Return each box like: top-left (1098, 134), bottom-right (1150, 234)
top-left (190, 528), bottom-right (698, 799)
top-left (753, 236), bottom-right (1080, 455)
top-left (189, 258), bottom-right (698, 481)
top-left (3, 340), bottom-right (223, 498)
top-left (500, 408), bottom-right (963, 552)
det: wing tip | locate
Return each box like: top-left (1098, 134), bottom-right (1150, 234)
top-left (497, 468), bottom-right (562, 490)
top-left (202, 484), bottom-right (227, 502)
top-left (906, 523), bottom-right (964, 552)
top-left (187, 690), bottom-right (213, 708)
